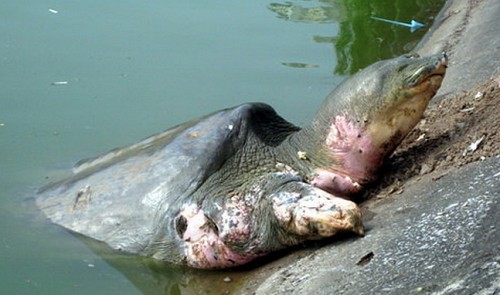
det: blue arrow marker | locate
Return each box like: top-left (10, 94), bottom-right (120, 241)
top-left (371, 16), bottom-right (426, 32)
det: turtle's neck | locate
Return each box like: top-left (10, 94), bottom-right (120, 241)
top-left (281, 121), bottom-right (332, 168)
top-left (278, 112), bottom-right (383, 198)
top-left (274, 53), bottom-right (448, 197)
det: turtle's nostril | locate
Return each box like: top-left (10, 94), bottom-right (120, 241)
top-left (175, 215), bottom-right (188, 238)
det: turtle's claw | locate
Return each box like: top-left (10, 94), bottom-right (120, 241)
top-left (272, 184), bottom-right (364, 239)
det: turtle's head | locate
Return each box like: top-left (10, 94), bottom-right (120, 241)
top-left (310, 53), bottom-right (447, 196)
top-left (360, 52), bottom-right (448, 152)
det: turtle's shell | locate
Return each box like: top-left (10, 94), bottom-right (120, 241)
top-left (36, 103), bottom-right (299, 259)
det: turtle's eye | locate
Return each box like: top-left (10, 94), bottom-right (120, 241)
top-left (397, 63), bottom-right (409, 72)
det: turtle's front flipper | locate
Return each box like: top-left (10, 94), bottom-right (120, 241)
top-left (271, 182), bottom-right (364, 240)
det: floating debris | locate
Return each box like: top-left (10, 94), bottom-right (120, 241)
top-left (51, 81), bottom-right (68, 86)
top-left (282, 62), bottom-right (319, 69)
top-left (48, 9), bottom-right (58, 14)
top-left (0, 123), bottom-right (5, 127)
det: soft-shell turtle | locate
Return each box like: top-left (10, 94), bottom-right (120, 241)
top-left (37, 53), bottom-right (447, 269)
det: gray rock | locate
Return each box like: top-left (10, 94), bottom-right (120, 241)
top-left (249, 156), bottom-right (499, 295)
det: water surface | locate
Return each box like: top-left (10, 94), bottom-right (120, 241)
top-left (0, 0), bottom-right (443, 294)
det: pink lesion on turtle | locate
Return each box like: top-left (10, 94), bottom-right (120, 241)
top-left (178, 202), bottom-right (258, 269)
top-left (219, 195), bottom-right (252, 246)
top-left (311, 115), bottom-right (383, 197)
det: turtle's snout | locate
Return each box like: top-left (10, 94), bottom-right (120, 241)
top-left (440, 51), bottom-right (448, 65)
top-left (424, 52), bottom-right (448, 79)
top-left (434, 52), bottom-right (448, 74)
top-left (425, 53), bottom-right (448, 90)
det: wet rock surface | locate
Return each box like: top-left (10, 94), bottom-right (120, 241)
top-left (238, 0), bottom-right (500, 293)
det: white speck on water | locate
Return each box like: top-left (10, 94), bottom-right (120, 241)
top-left (51, 81), bottom-right (68, 85)
top-left (227, 124), bottom-right (233, 130)
top-left (48, 8), bottom-right (58, 14)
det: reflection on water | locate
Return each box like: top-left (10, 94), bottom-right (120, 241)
top-left (81, 239), bottom-right (221, 295)
top-left (80, 235), bottom-right (281, 295)
top-left (269, 0), bottom-right (445, 75)
top-left (268, 1), bottom-right (345, 23)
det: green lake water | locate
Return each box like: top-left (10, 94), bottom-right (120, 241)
top-left (0, 0), bottom-right (444, 294)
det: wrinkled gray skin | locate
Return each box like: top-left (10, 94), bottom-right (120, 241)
top-left (37, 53), bottom-right (447, 269)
